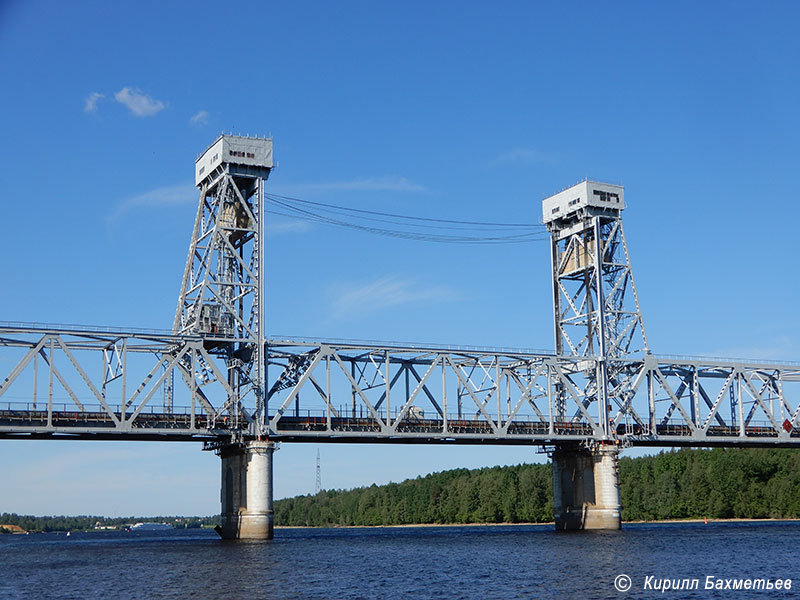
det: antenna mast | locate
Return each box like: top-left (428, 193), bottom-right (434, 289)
top-left (315, 449), bottom-right (322, 495)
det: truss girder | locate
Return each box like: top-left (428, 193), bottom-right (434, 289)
top-left (2, 328), bottom-right (800, 446)
top-left (264, 341), bottom-right (800, 446)
top-left (0, 326), bottom-right (239, 440)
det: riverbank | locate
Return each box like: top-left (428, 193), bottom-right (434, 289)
top-left (277, 517), bottom-right (800, 529)
top-left (6, 517), bottom-right (799, 534)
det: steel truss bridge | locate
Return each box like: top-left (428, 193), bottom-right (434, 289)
top-left (3, 145), bottom-right (798, 537)
top-left (1, 143), bottom-right (797, 452)
top-left (2, 324), bottom-right (799, 448)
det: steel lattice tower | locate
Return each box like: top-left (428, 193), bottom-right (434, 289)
top-left (315, 449), bottom-right (321, 495)
top-left (543, 180), bottom-right (649, 438)
top-left (173, 134), bottom-right (273, 436)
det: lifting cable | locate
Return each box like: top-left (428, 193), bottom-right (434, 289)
top-left (264, 193), bottom-right (548, 245)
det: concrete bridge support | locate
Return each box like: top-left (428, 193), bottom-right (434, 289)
top-left (552, 444), bottom-right (621, 530)
top-left (216, 440), bottom-right (275, 540)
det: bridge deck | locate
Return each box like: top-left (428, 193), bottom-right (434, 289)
top-left (1, 408), bottom-right (796, 447)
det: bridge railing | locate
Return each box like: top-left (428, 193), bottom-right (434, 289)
top-left (0, 320), bottom-right (179, 338)
top-left (269, 335), bottom-right (554, 357)
top-left (0, 401), bottom-right (204, 415)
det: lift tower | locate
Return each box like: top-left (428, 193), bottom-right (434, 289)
top-left (174, 134), bottom-right (272, 434)
top-left (175, 134), bottom-right (276, 539)
top-left (543, 180), bottom-right (648, 529)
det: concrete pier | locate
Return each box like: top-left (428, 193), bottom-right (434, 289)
top-left (552, 444), bottom-right (621, 530)
top-left (216, 440), bottom-right (275, 540)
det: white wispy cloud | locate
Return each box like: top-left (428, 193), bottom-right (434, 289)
top-left (110, 182), bottom-right (196, 221)
top-left (266, 220), bottom-right (313, 237)
top-left (329, 276), bottom-right (455, 318)
top-left (114, 87), bottom-right (167, 117)
top-left (190, 110), bottom-right (210, 125)
top-left (276, 176), bottom-right (427, 195)
top-left (490, 147), bottom-right (555, 167)
top-left (704, 335), bottom-right (798, 362)
top-left (84, 92), bottom-right (104, 113)
top-left (110, 183), bottom-right (316, 235)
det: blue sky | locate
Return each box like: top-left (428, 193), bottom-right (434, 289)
top-left (1, 1), bottom-right (799, 517)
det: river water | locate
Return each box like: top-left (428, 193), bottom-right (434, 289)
top-left (0, 521), bottom-right (797, 599)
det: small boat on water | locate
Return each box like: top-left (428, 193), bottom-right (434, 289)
top-left (130, 522), bottom-right (172, 531)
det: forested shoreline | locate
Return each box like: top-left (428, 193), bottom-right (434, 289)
top-left (274, 448), bottom-right (800, 526)
top-left (0, 514), bottom-right (217, 534)
top-left (4, 448), bottom-right (800, 532)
